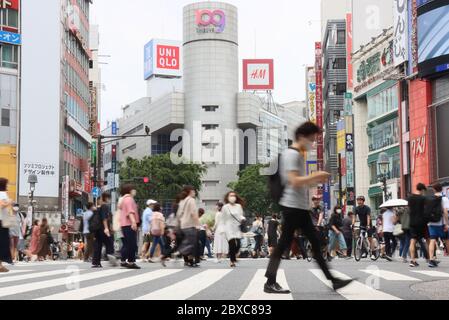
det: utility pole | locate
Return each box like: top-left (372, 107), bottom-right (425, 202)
top-left (338, 153), bottom-right (343, 208)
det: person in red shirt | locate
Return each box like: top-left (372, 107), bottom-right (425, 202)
top-left (118, 184), bottom-right (141, 269)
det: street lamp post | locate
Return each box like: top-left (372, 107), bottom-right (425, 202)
top-left (378, 152), bottom-right (390, 202)
top-left (27, 174), bottom-right (38, 223)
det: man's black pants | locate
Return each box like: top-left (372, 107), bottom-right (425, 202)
top-left (265, 207), bottom-right (334, 284)
top-left (92, 229), bottom-right (114, 266)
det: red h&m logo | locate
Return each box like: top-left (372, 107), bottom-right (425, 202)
top-left (250, 69), bottom-right (267, 80)
top-left (156, 45), bottom-right (180, 70)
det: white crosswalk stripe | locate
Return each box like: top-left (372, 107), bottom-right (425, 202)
top-left (0, 269), bottom-right (132, 298)
top-left (309, 269), bottom-right (402, 300)
top-left (0, 270), bottom-right (32, 276)
top-left (0, 269), bottom-right (69, 283)
top-left (36, 269), bottom-right (182, 300)
top-left (410, 270), bottom-right (449, 278)
top-left (361, 269), bottom-right (420, 281)
top-left (240, 269), bottom-right (292, 300)
top-left (135, 269), bottom-right (232, 300)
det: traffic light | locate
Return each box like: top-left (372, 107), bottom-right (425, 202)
top-left (143, 177), bottom-right (150, 184)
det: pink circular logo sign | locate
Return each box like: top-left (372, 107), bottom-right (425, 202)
top-left (195, 10), bottom-right (226, 33)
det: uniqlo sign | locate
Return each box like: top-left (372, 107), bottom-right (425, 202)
top-left (156, 45), bottom-right (180, 70)
top-left (243, 59), bottom-right (274, 90)
top-left (144, 39), bottom-right (182, 79)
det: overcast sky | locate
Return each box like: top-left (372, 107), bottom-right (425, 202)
top-left (90, 0), bottom-right (321, 129)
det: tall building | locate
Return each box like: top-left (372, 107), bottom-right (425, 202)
top-left (322, 19), bottom-right (347, 184)
top-left (20, 0), bottom-right (92, 220)
top-left (0, 0), bottom-right (20, 201)
top-left (102, 2), bottom-right (305, 210)
top-left (405, 0), bottom-right (449, 196)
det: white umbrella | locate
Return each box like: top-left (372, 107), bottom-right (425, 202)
top-left (380, 199), bottom-right (408, 208)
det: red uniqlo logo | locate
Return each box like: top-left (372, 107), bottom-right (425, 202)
top-left (157, 45), bottom-right (180, 70)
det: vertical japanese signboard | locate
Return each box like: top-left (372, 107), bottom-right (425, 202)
top-left (315, 42), bottom-right (324, 172)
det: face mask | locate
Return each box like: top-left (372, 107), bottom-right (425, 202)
top-left (336, 209), bottom-right (342, 214)
top-left (13, 207), bottom-right (19, 212)
top-left (131, 190), bottom-right (137, 197)
top-left (229, 196), bottom-right (237, 204)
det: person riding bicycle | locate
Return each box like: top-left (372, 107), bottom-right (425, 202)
top-left (353, 196), bottom-right (376, 259)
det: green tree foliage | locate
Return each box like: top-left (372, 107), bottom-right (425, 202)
top-left (119, 154), bottom-right (207, 210)
top-left (228, 164), bottom-right (278, 217)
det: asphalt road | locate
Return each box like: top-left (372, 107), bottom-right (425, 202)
top-left (1, 256), bottom-right (449, 300)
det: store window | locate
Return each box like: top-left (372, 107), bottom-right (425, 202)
top-left (367, 84), bottom-right (399, 120)
top-left (367, 118), bottom-right (399, 152)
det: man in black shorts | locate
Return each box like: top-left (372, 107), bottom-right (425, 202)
top-left (353, 196), bottom-right (375, 259)
top-left (408, 183), bottom-right (430, 267)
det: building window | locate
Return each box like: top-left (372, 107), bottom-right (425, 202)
top-left (0, 44), bottom-right (18, 69)
top-left (329, 83), bottom-right (347, 96)
top-left (0, 9), bottom-right (18, 29)
top-left (122, 144), bottom-right (137, 154)
top-left (367, 85), bottom-right (399, 120)
top-left (337, 30), bottom-right (346, 45)
top-left (202, 105), bottom-right (219, 112)
top-left (367, 118), bottom-right (400, 152)
top-left (329, 58), bottom-right (346, 70)
top-left (203, 124), bottom-right (219, 130)
top-left (1, 108), bottom-right (9, 127)
top-left (204, 181), bottom-right (219, 187)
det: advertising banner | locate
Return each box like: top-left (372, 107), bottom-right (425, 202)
top-left (243, 59), bottom-right (274, 90)
top-left (346, 13), bottom-right (353, 89)
top-left (393, 0), bottom-right (409, 66)
top-left (144, 39), bottom-right (182, 80)
top-left (315, 42), bottom-right (324, 171)
top-left (307, 67), bottom-right (317, 124)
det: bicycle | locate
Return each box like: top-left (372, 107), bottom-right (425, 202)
top-left (353, 226), bottom-right (380, 262)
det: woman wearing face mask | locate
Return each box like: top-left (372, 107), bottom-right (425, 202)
top-left (222, 192), bottom-right (246, 267)
top-left (118, 184), bottom-right (141, 269)
top-left (176, 186), bottom-right (201, 267)
top-left (328, 206), bottom-right (351, 259)
top-left (9, 204), bottom-right (22, 262)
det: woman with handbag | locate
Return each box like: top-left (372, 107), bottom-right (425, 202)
top-left (0, 178), bottom-right (13, 272)
top-left (222, 191), bottom-right (246, 268)
top-left (176, 186), bottom-right (201, 267)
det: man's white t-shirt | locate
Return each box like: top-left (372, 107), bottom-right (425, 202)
top-left (383, 209), bottom-right (395, 233)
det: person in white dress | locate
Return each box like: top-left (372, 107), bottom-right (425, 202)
top-left (222, 192), bottom-right (246, 268)
top-left (213, 202), bottom-right (228, 263)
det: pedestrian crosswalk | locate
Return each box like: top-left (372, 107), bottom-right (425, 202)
top-left (2, 262), bottom-right (449, 300)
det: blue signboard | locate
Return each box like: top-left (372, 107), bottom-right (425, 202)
top-left (144, 40), bottom-right (154, 80)
top-left (92, 187), bottom-right (101, 199)
top-left (0, 31), bottom-right (21, 45)
top-left (111, 122), bottom-right (117, 135)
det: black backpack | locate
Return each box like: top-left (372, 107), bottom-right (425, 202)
top-left (268, 156), bottom-right (284, 204)
top-left (267, 148), bottom-right (300, 204)
top-left (88, 211), bottom-right (103, 233)
top-left (424, 194), bottom-right (443, 223)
